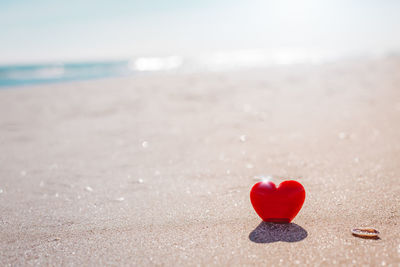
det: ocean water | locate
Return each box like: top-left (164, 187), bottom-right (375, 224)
top-left (0, 49), bottom-right (390, 88)
top-left (0, 50), bottom-right (336, 88)
top-left (0, 61), bottom-right (133, 87)
top-left (0, 57), bottom-right (187, 87)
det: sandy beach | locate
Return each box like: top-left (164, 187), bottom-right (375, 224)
top-left (0, 57), bottom-right (399, 265)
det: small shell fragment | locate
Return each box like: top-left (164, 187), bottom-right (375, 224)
top-left (351, 227), bottom-right (379, 238)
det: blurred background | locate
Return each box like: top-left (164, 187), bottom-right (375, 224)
top-left (1, 0), bottom-right (400, 86)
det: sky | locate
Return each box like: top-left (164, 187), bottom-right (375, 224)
top-left (1, 0), bottom-right (400, 64)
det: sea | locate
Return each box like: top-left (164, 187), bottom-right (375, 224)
top-left (0, 49), bottom-right (392, 88)
top-left (0, 61), bottom-right (132, 87)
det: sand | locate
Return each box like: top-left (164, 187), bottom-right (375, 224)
top-left (0, 57), bottom-right (399, 266)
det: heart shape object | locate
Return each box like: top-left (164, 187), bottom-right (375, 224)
top-left (250, 180), bottom-right (305, 223)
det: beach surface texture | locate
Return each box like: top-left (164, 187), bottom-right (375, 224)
top-left (1, 57), bottom-right (399, 265)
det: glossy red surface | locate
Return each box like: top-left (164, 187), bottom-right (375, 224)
top-left (250, 180), bottom-right (305, 223)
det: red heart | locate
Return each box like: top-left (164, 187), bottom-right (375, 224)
top-left (250, 180), bottom-right (305, 223)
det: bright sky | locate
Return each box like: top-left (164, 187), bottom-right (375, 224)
top-left (1, 0), bottom-right (400, 64)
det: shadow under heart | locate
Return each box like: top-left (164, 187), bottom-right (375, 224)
top-left (249, 221), bottom-right (308, 243)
